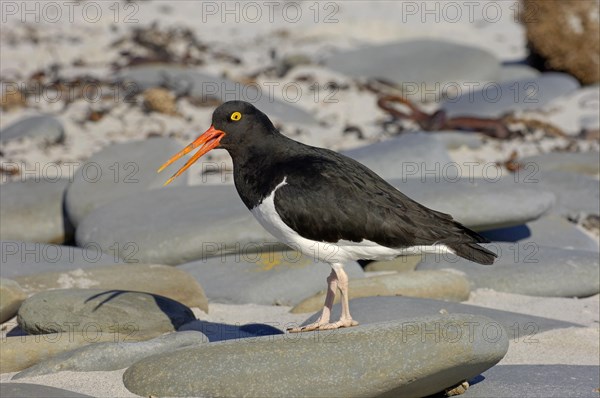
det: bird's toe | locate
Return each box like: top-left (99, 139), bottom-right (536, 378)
top-left (287, 322), bottom-right (323, 333)
top-left (319, 319), bottom-right (359, 330)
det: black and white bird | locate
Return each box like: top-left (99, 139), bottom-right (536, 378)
top-left (159, 100), bottom-right (496, 332)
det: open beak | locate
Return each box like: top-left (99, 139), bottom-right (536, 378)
top-left (157, 125), bottom-right (226, 186)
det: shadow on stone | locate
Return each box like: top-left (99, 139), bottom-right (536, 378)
top-left (479, 225), bottom-right (532, 242)
top-left (84, 290), bottom-right (126, 311)
top-left (468, 374), bottom-right (486, 386)
top-left (178, 320), bottom-right (283, 342)
top-left (6, 325), bottom-right (27, 337)
top-left (61, 190), bottom-right (76, 245)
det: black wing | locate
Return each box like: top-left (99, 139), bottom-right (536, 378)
top-left (272, 148), bottom-right (495, 263)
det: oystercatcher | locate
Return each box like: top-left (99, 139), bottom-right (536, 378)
top-left (158, 100), bottom-right (496, 332)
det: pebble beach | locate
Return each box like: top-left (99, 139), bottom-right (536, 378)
top-left (1, 1), bottom-right (599, 397)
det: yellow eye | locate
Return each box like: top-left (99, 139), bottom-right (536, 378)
top-left (230, 112), bottom-right (242, 121)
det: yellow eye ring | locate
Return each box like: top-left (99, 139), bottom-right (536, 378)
top-left (230, 112), bottom-right (242, 121)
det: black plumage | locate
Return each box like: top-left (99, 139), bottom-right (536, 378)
top-left (214, 101), bottom-right (496, 265)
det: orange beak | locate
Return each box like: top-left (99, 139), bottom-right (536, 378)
top-left (157, 125), bottom-right (226, 186)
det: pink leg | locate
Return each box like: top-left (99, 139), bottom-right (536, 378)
top-left (320, 264), bottom-right (358, 330)
top-left (288, 270), bottom-right (338, 332)
top-left (288, 265), bottom-right (358, 333)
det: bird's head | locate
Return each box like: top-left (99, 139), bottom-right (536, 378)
top-left (158, 100), bottom-right (275, 185)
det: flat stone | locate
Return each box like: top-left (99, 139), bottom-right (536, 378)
top-left (534, 171), bottom-right (600, 216)
top-left (1, 330), bottom-right (159, 373)
top-left (180, 251), bottom-right (364, 306)
top-left (363, 255), bottom-right (422, 272)
top-left (274, 54), bottom-right (312, 77)
top-left (291, 270), bottom-right (470, 313)
top-left (480, 215), bottom-right (599, 252)
top-left (442, 73), bottom-right (580, 118)
top-left (520, 152), bottom-right (600, 177)
top-left (301, 296), bottom-right (582, 333)
top-left (14, 330), bottom-right (208, 379)
top-left (0, 115), bottom-right (64, 144)
top-left (0, 278), bottom-right (27, 323)
top-left (13, 264), bottom-right (208, 312)
top-left (116, 66), bottom-right (317, 125)
top-left (391, 178), bottom-right (555, 231)
top-left (0, 383), bottom-right (92, 398)
top-left (0, 179), bottom-right (72, 243)
top-left (123, 314), bottom-right (508, 398)
top-left (497, 64), bottom-right (540, 83)
top-left (342, 132), bottom-right (453, 180)
top-left (325, 39), bottom-right (500, 101)
top-left (65, 138), bottom-right (188, 227)
top-left (463, 365), bottom-right (600, 398)
top-left (75, 185), bottom-right (276, 265)
top-left (0, 241), bottom-right (123, 279)
top-left (17, 289), bottom-right (195, 335)
top-left (417, 243), bottom-right (599, 297)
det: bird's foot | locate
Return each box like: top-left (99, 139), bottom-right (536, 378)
top-left (318, 318), bottom-right (359, 330)
top-left (287, 318), bottom-right (358, 333)
top-left (286, 321), bottom-right (326, 333)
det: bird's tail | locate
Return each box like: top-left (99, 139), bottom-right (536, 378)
top-left (449, 243), bottom-right (497, 265)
